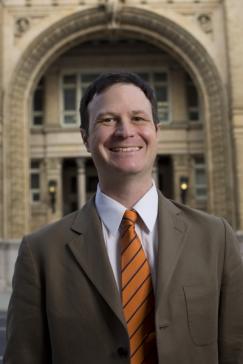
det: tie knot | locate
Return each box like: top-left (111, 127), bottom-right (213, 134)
top-left (123, 209), bottom-right (138, 225)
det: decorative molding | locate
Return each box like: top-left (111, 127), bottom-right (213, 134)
top-left (4, 6), bottom-right (234, 237)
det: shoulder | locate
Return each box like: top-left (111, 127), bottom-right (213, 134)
top-left (160, 193), bottom-right (242, 258)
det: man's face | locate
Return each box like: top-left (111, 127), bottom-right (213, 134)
top-left (84, 83), bottom-right (158, 183)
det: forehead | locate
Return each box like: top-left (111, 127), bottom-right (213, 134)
top-left (88, 83), bottom-right (152, 114)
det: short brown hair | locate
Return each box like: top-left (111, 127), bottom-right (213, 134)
top-left (79, 72), bottom-right (159, 135)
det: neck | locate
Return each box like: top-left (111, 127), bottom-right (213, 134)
top-left (98, 176), bottom-right (153, 208)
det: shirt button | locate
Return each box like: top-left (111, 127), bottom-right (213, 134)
top-left (117, 347), bottom-right (129, 357)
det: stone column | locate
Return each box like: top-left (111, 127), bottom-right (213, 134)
top-left (76, 157), bottom-right (86, 208)
top-left (46, 158), bottom-right (62, 222)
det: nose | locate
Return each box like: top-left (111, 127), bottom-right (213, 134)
top-left (114, 119), bottom-right (135, 138)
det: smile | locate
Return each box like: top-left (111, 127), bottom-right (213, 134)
top-left (110, 147), bottom-right (142, 152)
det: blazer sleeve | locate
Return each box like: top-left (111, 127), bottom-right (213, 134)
top-left (3, 237), bottom-right (51, 364)
top-left (218, 219), bottom-right (243, 364)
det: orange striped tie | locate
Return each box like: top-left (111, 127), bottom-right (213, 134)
top-left (120, 210), bottom-right (158, 364)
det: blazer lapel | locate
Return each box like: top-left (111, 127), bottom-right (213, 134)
top-left (67, 198), bottom-right (126, 328)
top-left (156, 193), bottom-right (189, 311)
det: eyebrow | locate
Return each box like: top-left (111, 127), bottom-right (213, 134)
top-left (96, 110), bottom-right (149, 118)
top-left (131, 110), bottom-right (148, 115)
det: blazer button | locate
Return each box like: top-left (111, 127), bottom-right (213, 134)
top-left (117, 347), bottom-right (129, 357)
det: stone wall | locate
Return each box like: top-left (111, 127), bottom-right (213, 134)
top-left (0, 239), bottom-right (20, 292)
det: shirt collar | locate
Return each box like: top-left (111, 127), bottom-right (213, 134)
top-left (95, 182), bottom-right (158, 235)
top-left (133, 183), bottom-right (158, 232)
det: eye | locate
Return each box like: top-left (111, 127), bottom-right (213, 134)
top-left (132, 116), bottom-right (146, 123)
top-left (104, 117), bottom-right (115, 123)
top-left (97, 116), bottom-right (116, 125)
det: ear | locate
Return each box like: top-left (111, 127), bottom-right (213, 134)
top-left (80, 128), bottom-right (90, 152)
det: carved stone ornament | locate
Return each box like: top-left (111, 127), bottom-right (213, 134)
top-left (98, 0), bottom-right (126, 28)
top-left (198, 13), bottom-right (212, 34)
top-left (15, 17), bottom-right (30, 37)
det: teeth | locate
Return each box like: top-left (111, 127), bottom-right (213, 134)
top-left (111, 147), bottom-right (140, 152)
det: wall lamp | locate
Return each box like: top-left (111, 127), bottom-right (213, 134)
top-left (180, 176), bottom-right (189, 204)
top-left (48, 180), bottom-right (57, 213)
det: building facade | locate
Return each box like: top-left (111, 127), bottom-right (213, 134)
top-left (0, 0), bottom-right (243, 291)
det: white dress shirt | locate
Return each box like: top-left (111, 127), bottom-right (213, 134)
top-left (95, 183), bottom-right (159, 290)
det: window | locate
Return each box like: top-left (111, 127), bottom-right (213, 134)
top-left (153, 72), bottom-right (169, 122)
top-left (32, 78), bottom-right (44, 126)
top-left (81, 73), bottom-right (99, 95)
top-left (62, 74), bottom-right (78, 125)
top-left (194, 156), bottom-right (207, 200)
top-left (138, 72), bottom-right (170, 123)
top-left (186, 74), bottom-right (200, 122)
top-left (61, 71), bottom-right (170, 126)
top-left (30, 160), bottom-right (41, 202)
top-left (62, 73), bottom-right (100, 126)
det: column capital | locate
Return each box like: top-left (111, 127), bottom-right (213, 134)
top-left (76, 157), bottom-right (86, 170)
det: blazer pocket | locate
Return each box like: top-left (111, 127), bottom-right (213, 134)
top-left (183, 285), bottom-right (218, 346)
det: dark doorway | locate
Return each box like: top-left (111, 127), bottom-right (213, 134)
top-left (62, 158), bottom-right (78, 215)
top-left (85, 158), bottom-right (98, 201)
top-left (157, 155), bottom-right (174, 199)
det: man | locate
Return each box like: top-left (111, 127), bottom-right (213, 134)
top-left (4, 72), bottom-right (243, 363)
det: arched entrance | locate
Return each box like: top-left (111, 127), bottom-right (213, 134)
top-left (3, 6), bottom-right (235, 238)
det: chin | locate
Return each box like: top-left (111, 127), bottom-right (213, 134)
top-left (111, 166), bottom-right (146, 176)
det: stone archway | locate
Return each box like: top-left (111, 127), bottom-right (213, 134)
top-left (3, 6), bottom-right (234, 238)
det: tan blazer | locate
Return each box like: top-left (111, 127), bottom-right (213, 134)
top-left (4, 192), bottom-right (243, 364)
